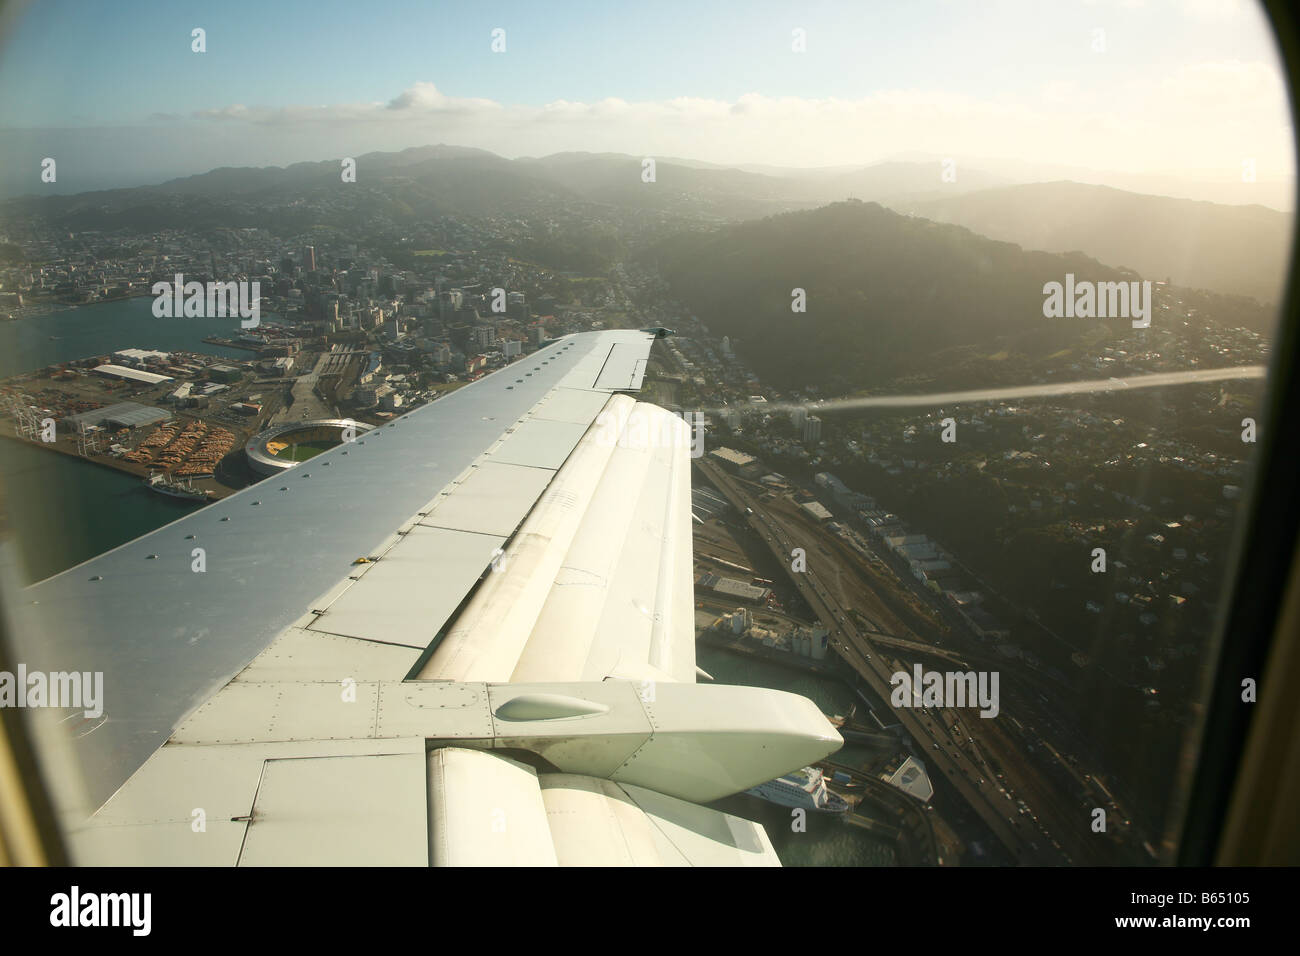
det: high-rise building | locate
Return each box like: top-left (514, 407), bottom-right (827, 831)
top-left (803, 415), bottom-right (822, 444)
top-left (507, 291), bottom-right (528, 320)
top-left (303, 246), bottom-right (316, 272)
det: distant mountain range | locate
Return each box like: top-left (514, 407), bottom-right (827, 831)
top-left (2, 145), bottom-right (1291, 308)
top-left (897, 182), bottom-right (1292, 307)
top-left (1, 147), bottom-right (1009, 226)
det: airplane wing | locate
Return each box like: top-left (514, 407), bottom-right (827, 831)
top-left (10, 329), bottom-right (841, 866)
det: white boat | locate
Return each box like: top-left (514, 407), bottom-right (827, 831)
top-left (745, 766), bottom-right (850, 814)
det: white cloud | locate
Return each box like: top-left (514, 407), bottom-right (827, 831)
top-left (385, 82), bottom-right (499, 114)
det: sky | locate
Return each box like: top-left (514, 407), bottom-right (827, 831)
top-left (0, 0), bottom-right (1294, 201)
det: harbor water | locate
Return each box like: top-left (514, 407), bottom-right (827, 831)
top-left (0, 297), bottom-right (252, 582)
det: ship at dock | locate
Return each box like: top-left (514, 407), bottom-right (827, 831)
top-left (145, 472), bottom-right (213, 503)
top-left (745, 766), bottom-right (850, 814)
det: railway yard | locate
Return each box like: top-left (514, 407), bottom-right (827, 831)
top-left (691, 454), bottom-right (1151, 866)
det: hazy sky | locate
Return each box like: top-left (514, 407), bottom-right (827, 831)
top-left (0, 0), bottom-right (1293, 197)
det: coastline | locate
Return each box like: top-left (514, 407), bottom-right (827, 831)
top-left (2, 289), bottom-right (152, 322)
top-left (0, 430), bottom-right (237, 500)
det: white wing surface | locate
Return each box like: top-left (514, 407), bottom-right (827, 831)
top-left (11, 329), bottom-right (841, 865)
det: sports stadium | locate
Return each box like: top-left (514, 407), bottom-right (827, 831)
top-left (243, 419), bottom-right (375, 477)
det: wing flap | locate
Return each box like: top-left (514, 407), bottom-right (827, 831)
top-left (416, 397), bottom-right (635, 681)
top-left (419, 396), bottom-right (697, 685)
top-left (593, 342), bottom-right (650, 391)
top-left (511, 402), bottom-right (695, 683)
top-left (423, 754), bottom-right (781, 867)
top-left (305, 526), bottom-right (504, 648)
top-left (427, 748), bottom-right (558, 867)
